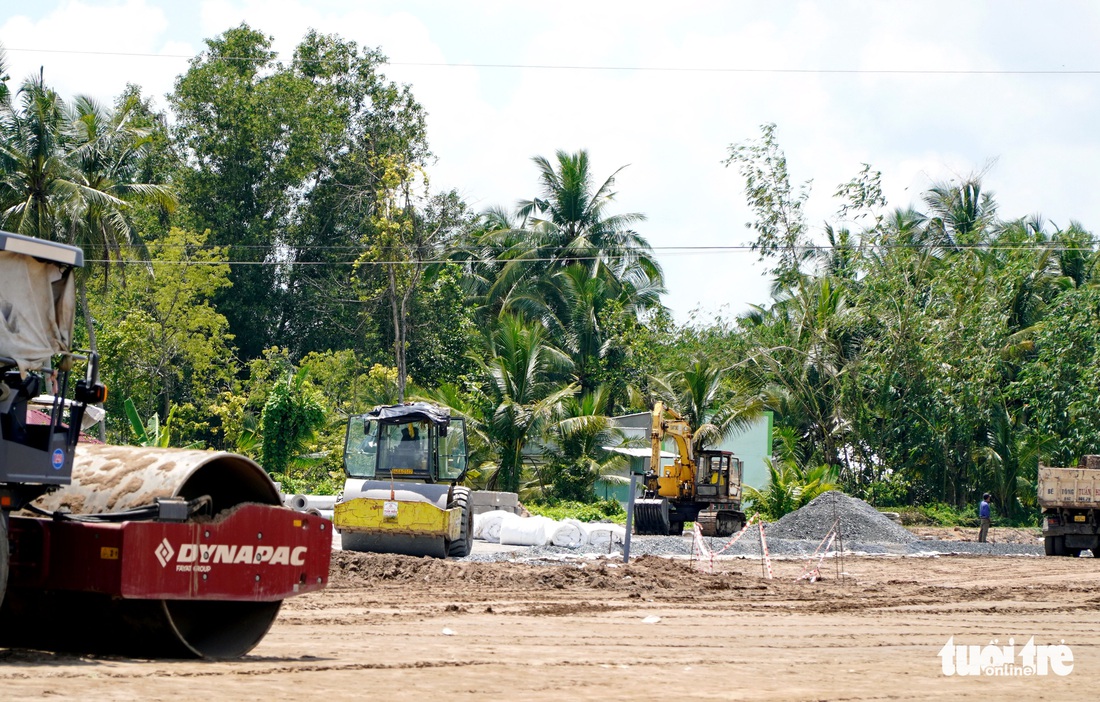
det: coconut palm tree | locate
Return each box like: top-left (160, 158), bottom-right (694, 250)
top-left (478, 150), bottom-right (665, 316)
top-left (64, 93), bottom-right (176, 269)
top-left (0, 73), bottom-right (75, 241)
top-left (538, 385), bottom-right (629, 501)
top-left (474, 313), bottom-right (576, 493)
top-left (0, 74), bottom-right (175, 327)
top-left (648, 356), bottom-right (763, 454)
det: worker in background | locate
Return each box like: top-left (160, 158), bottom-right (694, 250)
top-left (978, 492), bottom-right (992, 543)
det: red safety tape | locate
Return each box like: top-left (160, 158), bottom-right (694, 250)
top-left (692, 521), bottom-right (714, 572)
top-left (759, 523), bottom-right (773, 579)
top-left (711, 513), bottom-right (758, 556)
top-left (692, 514), bottom-right (761, 572)
top-left (797, 523), bottom-right (839, 582)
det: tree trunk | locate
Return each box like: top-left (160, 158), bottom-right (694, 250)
top-left (78, 280), bottom-right (107, 443)
top-left (388, 264), bottom-right (405, 403)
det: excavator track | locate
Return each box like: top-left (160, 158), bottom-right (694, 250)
top-left (697, 509), bottom-right (745, 538)
top-left (696, 511), bottom-right (719, 537)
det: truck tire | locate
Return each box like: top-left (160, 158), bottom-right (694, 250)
top-left (446, 487), bottom-right (473, 558)
top-left (1052, 535), bottom-right (1067, 557)
top-left (0, 510), bottom-right (8, 612)
top-left (1045, 536), bottom-right (1056, 556)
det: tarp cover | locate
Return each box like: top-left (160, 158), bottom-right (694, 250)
top-left (0, 251), bottom-right (76, 373)
top-left (368, 402), bottom-right (451, 427)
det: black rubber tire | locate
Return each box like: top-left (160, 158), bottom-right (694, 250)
top-left (0, 510), bottom-right (8, 612)
top-left (1045, 536), bottom-right (1056, 556)
top-left (1052, 535), bottom-right (1068, 557)
top-left (446, 487), bottom-right (473, 558)
top-left (1092, 548), bottom-right (1100, 558)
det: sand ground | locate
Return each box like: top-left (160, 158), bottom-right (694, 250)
top-left (2, 533), bottom-right (1097, 701)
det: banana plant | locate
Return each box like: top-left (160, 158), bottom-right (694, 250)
top-left (123, 398), bottom-right (202, 449)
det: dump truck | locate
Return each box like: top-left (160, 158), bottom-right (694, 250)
top-left (0, 230), bottom-right (331, 658)
top-left (1038, 455), bottom-right (1100, 557)
top-left (633, 402), bottom-right (746, 537)
top-left (334, 402), bottom-right (473, 558)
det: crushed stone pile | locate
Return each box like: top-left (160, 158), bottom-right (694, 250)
top-left (766, 491), bottom-right (917, 544)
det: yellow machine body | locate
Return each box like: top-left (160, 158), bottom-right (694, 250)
top-left (334, 497), bottom-right (461, 540)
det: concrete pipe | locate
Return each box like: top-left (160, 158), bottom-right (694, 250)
top-left (1, 445), bottom-right (285, 659)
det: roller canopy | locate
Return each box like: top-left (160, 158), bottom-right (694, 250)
top-left (367, 402), bottom-right (451, 428)
top-left (0, 232), bottom-right (82, 374)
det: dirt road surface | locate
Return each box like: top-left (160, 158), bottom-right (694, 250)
top-left (3, 548), bottom-right (1098, 701)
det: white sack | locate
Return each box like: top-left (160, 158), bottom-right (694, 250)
top-left (551, 518), bottom-right (588, 548)
top-left (584, 523), bottom-right (627, 549)
top-left (499, 515), bottom-right (557, 547)
top-left (474, 509), bottom-right (516, 542)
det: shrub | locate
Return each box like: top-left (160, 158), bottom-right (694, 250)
top-left (525, 499), bottom-right (625, 524)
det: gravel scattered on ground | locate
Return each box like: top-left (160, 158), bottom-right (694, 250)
top-left (457, 491), bottom-right (1047, 564)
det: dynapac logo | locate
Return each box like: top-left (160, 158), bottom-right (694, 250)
top-left (154, 537), bottom-right (307, 571)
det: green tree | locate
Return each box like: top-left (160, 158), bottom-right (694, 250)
top-left (92, 227), bottom-right (236, 442)
top-left (539, 386), bottom-right (628, 502)
top-left (354, 157), bottom-right (468, 401)
top-left (649, 356), bottom-right (763, 454)
top-left (474, 313), bottom-right (576, 493)
top-left (171, 25), bottom-right (432, 361)
top-left (745, 429), bottom-right (839, 520)
top-left (725, 123), bottom-right (813, 289)
top-left (470, 150), bottom-right (664, 324)
top-left (260, 367), bottom-right (327, 487)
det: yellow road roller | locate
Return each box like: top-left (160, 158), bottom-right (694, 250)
top-left (335, 403), bottom-right (472, 558)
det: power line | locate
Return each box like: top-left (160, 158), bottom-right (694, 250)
top-left (85, 242), bottom-right (1100, 266)
top-left (4, 46), bottom-right (1097, 76)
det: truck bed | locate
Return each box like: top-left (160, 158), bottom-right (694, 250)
top-left (1038, 465), bottom-right (1100, 509)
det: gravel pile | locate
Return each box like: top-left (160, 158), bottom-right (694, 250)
top-left (767, 491), bottom-right (917, 544)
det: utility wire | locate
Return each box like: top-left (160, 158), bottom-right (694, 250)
top-left (86, 242), bottom-right (1100, 266)
top-left (3, 46), bottom-right (1096, 76)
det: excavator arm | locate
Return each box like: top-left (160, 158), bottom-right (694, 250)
top-left (646, 401), bottom-right (696, 500)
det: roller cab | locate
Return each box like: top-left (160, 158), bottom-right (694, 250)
top-left (335, 403), bottom-right (473, 558)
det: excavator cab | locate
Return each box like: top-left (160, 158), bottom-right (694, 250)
top-left (695, 450), bottom-right (743, 502)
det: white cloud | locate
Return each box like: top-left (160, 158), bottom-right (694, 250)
top-left (2, 0), bottom-right (184, 107)
top-left (8, 0), bottom-right (1100, 323)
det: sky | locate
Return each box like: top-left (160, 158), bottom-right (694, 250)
top-left (3, 1), bottom-right (1100, 324)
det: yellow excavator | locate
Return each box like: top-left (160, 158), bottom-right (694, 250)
top-left (334, 402), bottom-right (473, 558)
top-left (633, 402), bottom-right (746, 537)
